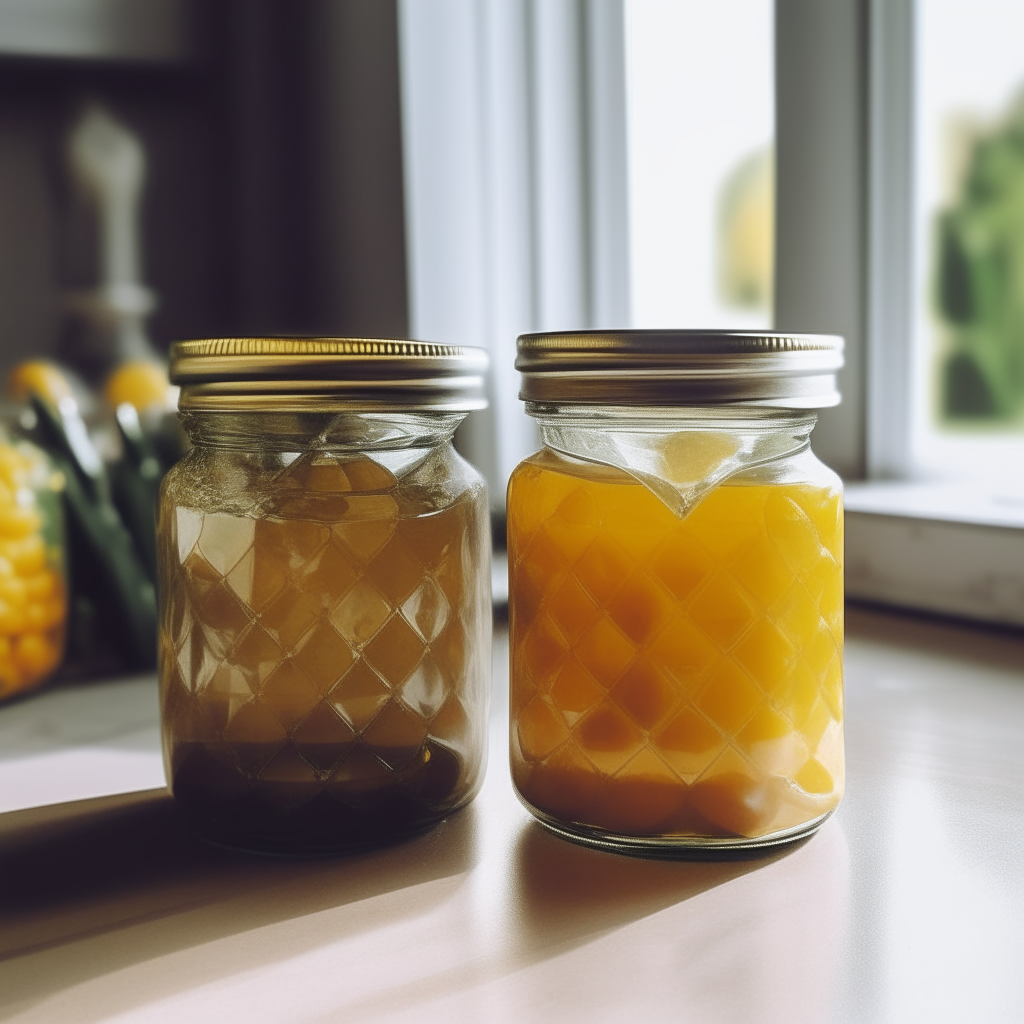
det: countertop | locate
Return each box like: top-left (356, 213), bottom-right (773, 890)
top-left (3, 606), bottom-right (1024, 1023)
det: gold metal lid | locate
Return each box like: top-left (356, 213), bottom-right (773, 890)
top-left (516, 330), bottom-right (844, 408)
top-left (169, 337), bottom-right (489, 412)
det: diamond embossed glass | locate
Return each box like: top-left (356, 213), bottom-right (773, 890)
top-left (159, 338), bottom-right (491, 854)
top-left (508, 331), bottom-right (845, 853)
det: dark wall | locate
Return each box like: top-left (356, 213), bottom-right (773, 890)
top-left (228, 0), bottom-right (408, 339)
top-left (0, 0), bottom-right (408, 380)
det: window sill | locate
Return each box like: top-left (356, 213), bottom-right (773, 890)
top-left (845, 481), bottom-right (1024, 628)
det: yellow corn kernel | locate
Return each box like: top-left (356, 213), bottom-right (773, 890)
top-left (1, 536), bottom-right (46, 576)
top-left (0, 599), bottom-right (26, 636)
top-left (13, 632), bottom-right (61, 678)
top-left (0, 574), bottom-right (27, 603)
top-left (0, 664), bottom-right (22, 698)
top-left (0, 505), bottom-right (42, 540)
top-left (0, 451), bottom-right (23, 487)
top-left (23, 570), bottom-right (55, 602)
top-left (25, 598), bottom-right (65, 632)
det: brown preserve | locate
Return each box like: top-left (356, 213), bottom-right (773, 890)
top-left (158, 339), bottom-right (491, 853)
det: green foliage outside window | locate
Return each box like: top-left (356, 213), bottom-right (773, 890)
top-left (936, 92), bottom-right (1024, 423)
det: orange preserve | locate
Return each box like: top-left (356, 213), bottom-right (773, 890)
top-left (159, 338), bottom-right (491, 854)
top-left (508, 329), bottom-right (846, 853)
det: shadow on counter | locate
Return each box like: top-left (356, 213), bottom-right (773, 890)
top-left (507, 818), bottom-right (803, 955)
top-left (1, 777), bottom-right (849, 1024)
top-left (0, 786), bottom-right (479, 1021)
top-left (327, 817), bottom-right (821, 1023)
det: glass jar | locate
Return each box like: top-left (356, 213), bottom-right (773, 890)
top-left (0, 428), bottom-right (67, 702)
top-left (159, 338), bottom-right (492, 854)
top-left (507, 331), bottom-right (845, 853)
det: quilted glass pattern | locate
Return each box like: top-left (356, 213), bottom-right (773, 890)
top-left (508, 450), bottom-right (844, 841)
top-left (159, 450), bottom-right (490, 852)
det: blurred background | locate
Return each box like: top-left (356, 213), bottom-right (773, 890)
top-left (8, 1), bottom-right (1024, 494)
top-left (1, 0), bottom-right (1024, 695)
top-left (0, 0), bottom-right (415, 695)
top-left (0, 0), bottom-right (779, 512)
top-left (0, 0), bottom-right (409, 364)
top-left (912, 0), bottom-right (1024, 480)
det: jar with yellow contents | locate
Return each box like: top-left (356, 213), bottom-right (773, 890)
top-left (0, 428), bottom-right (67, 701)
top-left (507, 331), bottom-right (845, 853)
top-left (159, 338), bottom-right (492, 854)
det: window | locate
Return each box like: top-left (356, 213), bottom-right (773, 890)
top-left (397, 0), bottom-right (629, 507)
top-left (910, 0), bottom-right (1024, 487)
top-left (846, 0), bottom-right (1024, 625)
top-left (399, 0), bottom-right (773, 506)
top-left (398, 0), bottom-right (1024, 624)
top-left (625, 0), bottom-right (774, 330)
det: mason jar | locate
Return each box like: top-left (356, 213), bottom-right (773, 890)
top-left (159, 338), bottom-right (491, 854)
top-left (507, 331), bottom-right (845, 853)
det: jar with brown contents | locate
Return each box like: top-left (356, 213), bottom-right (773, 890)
top-left (159, 338), bottom-right (491, 854)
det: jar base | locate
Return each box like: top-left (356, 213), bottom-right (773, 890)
top-left (185, 812), bottom-right (448, 859)
top-left (525, 803), bottom-right (835, 859)
top-left (169, 738), bottom-right (482, 858)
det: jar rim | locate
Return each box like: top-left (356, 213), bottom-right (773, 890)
top-left (169, 336), bottom-right (489, 413)
top-left (516, 330), bottom-right (843, 408)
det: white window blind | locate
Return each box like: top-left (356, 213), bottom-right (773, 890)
top-left (397, 0), bottom-right (630, 509)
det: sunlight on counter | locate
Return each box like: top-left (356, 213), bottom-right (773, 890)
top-left (3, 611), bottom-right (1024, 1023)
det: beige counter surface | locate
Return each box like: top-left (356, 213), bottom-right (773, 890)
top-left (3, 607), bottom-right (1024, 1023)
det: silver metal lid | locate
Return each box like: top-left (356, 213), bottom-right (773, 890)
top-left (170, 337), bottom-right (489, 413)
top-left (516, 330), bottom-right (844, 408)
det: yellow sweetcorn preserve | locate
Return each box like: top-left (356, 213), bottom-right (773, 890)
top-left (159, 338), bottom-right (491, 854)
top-left (0, 434), bottom-right (67, 701)
top-left (508, 330), bottom-right (845, 853)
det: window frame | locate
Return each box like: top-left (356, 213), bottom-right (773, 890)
top-left (774, 0), bottom-right (1024, 626)
top-left (399, 0), bottom-right (1024, 625)
top-left (397, 0), bottom-right (630, 510)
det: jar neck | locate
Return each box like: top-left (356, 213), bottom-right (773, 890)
top-left (180, 410), bottom-right (466, 452)
top-left (528, 404), bottom-right (819, 519)
top-left (526, 403), bottom-right (818, 438)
